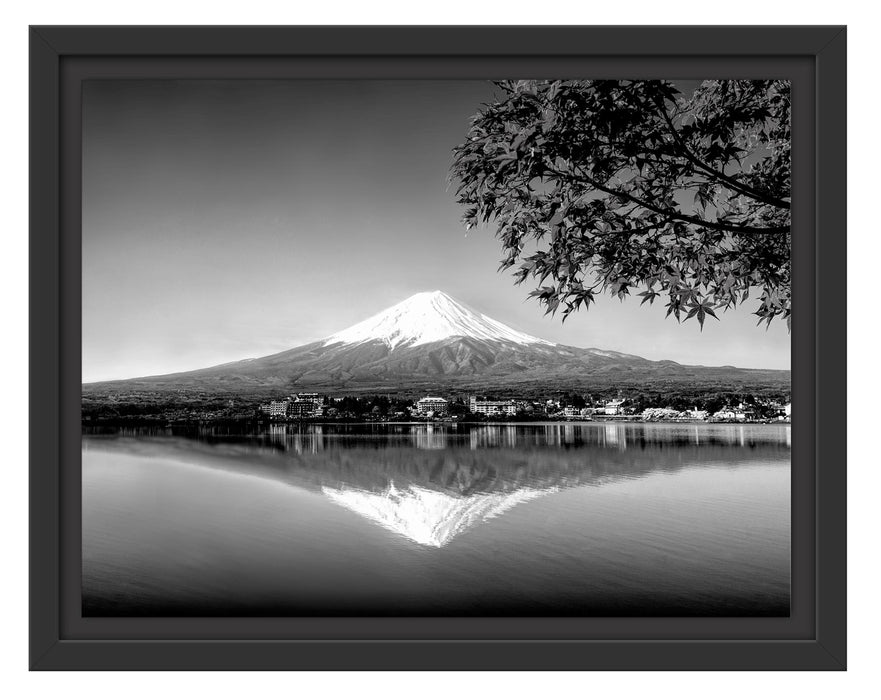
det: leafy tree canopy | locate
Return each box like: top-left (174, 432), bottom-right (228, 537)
top-left (451, 80), bottom-right (791, 329)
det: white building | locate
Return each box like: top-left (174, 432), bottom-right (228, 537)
top-left (296, 392), bottom-right (325, 406)
top-left (267, 400), bottom-right (290, 418)
top-left (416, 396), bottom-right (448, 416)
top-left (713, 404), bottom-right (755, 421)
top-left (469, 396), bottom-right (518, 416)
top-left (604, 399), bottom-right (627, 415)
top-left (289, 393), bottom-right (325, 417)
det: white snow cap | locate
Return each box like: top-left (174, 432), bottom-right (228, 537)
top-left (322, 483), bottom-right (556, 547)
top-left (323, 290), bottom-right (555, 350)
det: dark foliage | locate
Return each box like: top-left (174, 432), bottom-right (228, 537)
top-left (451, 80), bottom-right (791, 329)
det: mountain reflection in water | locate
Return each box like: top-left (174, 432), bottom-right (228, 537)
top-left (82, 423), bottom-right (791, 616)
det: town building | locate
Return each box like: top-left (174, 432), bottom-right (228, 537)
top-left (416, 396), bottom-right (449, 416)
top-left (288, 401), bottom-right (323, 418)
top-left (469, 395), bottom-right (519, 416)
top-left (713, 403), bottom-right (756, 421)
top-left (258, 393), bottom-right (327, 419)
top-left (267, 400), bottom-right (290, 418)
top-left (604, 398), bottom-right (627, 415)
top-left (296, 392), bottom-right (325, 406)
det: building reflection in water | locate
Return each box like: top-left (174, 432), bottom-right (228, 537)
top-left (603, 423), bottom-right (626, 450)
top-left (267, 423), bottom-right (326, 455)
top-left (468, 425), bottom-right (521, 450)
top-left (413, 425), bottom-right (447, 450)
top-left (93, 421), bottom-right (787, 457)
top-left (85, 421), bottom-right (791, 549)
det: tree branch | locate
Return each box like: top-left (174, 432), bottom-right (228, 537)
top-left (548, 164), bottom-right (789, 236)
top-left (653, 99), bottom-right (791, 210)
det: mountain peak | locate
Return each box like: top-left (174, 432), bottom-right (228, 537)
top-left (323, 290), bottom-right (555, 350)
top-left (405, 290), bottom-right (453, 304)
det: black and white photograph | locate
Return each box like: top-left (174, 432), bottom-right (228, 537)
top-left (81, 78), bottom-right (792, 617)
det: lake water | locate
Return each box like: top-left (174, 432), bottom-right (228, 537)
top-left (82, 422), bottom-right (791, 616)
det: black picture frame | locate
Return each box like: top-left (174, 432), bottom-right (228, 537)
top-left (29, 25), bottom-right (846, 671)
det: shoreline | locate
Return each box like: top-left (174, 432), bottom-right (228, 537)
top-left (81, 417), bottom-right (791, 428)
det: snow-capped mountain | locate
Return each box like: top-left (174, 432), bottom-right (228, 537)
top-left (323, 290), bottom-right (554, 350)
top-left (83, 290), bottom-right (791, 394)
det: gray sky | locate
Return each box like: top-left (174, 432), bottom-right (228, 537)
top-left (83, 80), bottom-right (790, 382)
